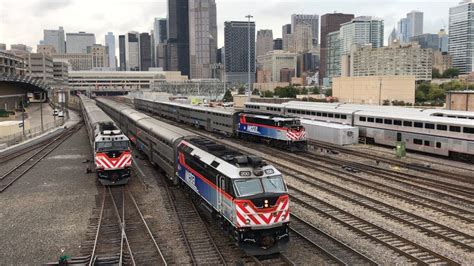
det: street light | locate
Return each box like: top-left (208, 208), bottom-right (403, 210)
top-left (245, 14), bottom-right (253, 96)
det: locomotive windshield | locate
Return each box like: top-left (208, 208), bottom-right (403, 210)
top-left (96, 140), bottom-right (130, 152)
top-left (234, 175), bottom-right (286, 197)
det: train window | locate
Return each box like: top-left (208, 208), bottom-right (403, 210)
top-left (425, 123), bottom-right (435, 129)
top-left (317, 112), bottom-right (322, 116)
top-left (436, 142), bottom-right (442, 148)
top-left (450, 126), bottom-right (461, 132)
top-left (368, 117), bottom-right (374, 122)
top-left (335, 114), bottom-right (340, 118)
top-left (394, 120), bottom-right (402, 126)
top-left (311, 112), bottom-right (316, 116)
top-left (328, 113), bottom-right (334, 118)
top-left (322, 113), bottom-right (328, 117)
top-left (414, 139), bottom-right (423, 145)
top-left (341, 115), bottom-right (347, 119)
top-left (424, 140), bottom-right (430, 146)
top-left (437, 125), bottom-right (447, 131)
top-left (463, 127), bottom-right (474, 134)
top-left (384, 119), bottom-right (393, 125)
top-left (375, 118), bottom-right (383, 123)
top-left (414, 122), bottom-right (423, 128)
top-left (403, 121), bottom-right (412, 127)
top-left (359, 117), bottom-right (367, 122)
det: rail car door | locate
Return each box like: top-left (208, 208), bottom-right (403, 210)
top-left (207, 118), bottom-right (212, 131)
top-left (217, 175), bottom-right (225, 212)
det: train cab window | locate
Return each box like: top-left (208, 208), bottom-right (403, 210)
top-left (335, 114), bottom-right (340, 118)
top-left (414, 139), bottom-right (423, 145)
top-left (375, 118), bottom-right (383, 123)
top-left (414, 122), bottom-right (423, 128)
top-left (368, 117), bottom-right (375, 122)
top-left (359, 116), bottom-right (367, 122)
top-left (328, 113), bottom-right (334, 118)
top-left (394, 120), bottom-right (402, 126)
top-left (424, 140), bottom-right (430, 146)
top-left (436, 142), bottom-right (442, 148)
top-left (384, 119), bottom-right (393, 125)
top-left (437, 125), bottom-right (447, 131)
top-left (463, 127), bottom-right (474, 134)
top-left (425, 123), bottom-right (435, 129)
top-left (403, 121), bottom-right (412, 127)
top-left (341, 115), bottom-right (347, 119)
top-left (450, 126), bottom-right (461, 132)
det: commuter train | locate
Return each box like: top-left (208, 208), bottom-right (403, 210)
top-left (244, 101), bottom-right (474, 161)
top-left (78, 95), bottom-right (132, 185)
top-left (134, 98), bottom-right (307, 151)
top-left (96, 97), bottom-right (290, 255)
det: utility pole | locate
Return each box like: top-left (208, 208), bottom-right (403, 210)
top-left (246, 14), bottom-right (253, 96)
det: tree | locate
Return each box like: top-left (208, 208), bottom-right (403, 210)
top-left (311, 86), bottom-right (321, 94)
top-left (237, 86), bottom-right (246, 95)
top-left (261, 90), bottom-right (274, 98)
top-left (443, 68), bottom-right (460, 78)
top-left (252, 89), bottom-right (260, 95)
top-left (274, 86), bottom-right (299, 98)
top-left (415, 90), bottom-right (427, 103)
top-left (325, 89), bottom-right (332, 97)
top-left (427, 85), bottom-right (445, 103)
top-left (432, 68), bottom-right (442, 79)
top-left (223, 90), bottom-right (233, 102)
top-left (382, 99), bottom-right (390, 106)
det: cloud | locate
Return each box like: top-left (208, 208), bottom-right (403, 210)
top-left (35, 0), bottom-right (75, 14)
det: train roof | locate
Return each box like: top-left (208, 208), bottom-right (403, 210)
top-left (356, 110), bottom-right (474, 125)
top-left (139, 98), bottom-right (237, 116)
top-left (243, 113), bottom-right (300, 121)
top-left (420, 109), bottom-right (474, 119)
top-left (79, 95), bottom-right (115, 126)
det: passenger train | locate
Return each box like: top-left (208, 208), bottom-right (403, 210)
top-left (95, 97), bottom-right (290, 255)
top-left (134, 98), bottom-right (307, 151)
top-left (244, 101), bottom-right (474, 161)
top-left (78, 95), bottom-right (132, 185)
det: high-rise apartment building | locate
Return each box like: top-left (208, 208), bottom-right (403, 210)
top-left (224, 21), bottom-right (256, 85)
top-left (256, 30), bottom-right (273, 58)
top-left (105, 32), bottom-right (116, 70)
top-left (43, 27), bottom-right (65, 54)
top-left (449, 0), bottom-right (474, 74)
top-left (189, 0), bottom-right (218, 79)
top-left (282, 24), bottom-right (292, 51)
top-left (119, 35), bottom-right (126, 71)
top-left (339, 16), bottom-right (384, 56)
top-left (348, 42), bottom-right (432, 81)
top-left (320, 13), bottom-right (354, 84)
top-left (139, 33), bottom-right (152, 71)
top-left (291, 14), bottom-right (319, 46)
top-left (406, 11), bottom-right (423, 39)
top-left (66, 32), bottom-right (95, 53)
top-left (167, 0), bottom-right (190, 76)
top-left (87, 44), bottom-right (109, 68)
top-left (273, 38), bottom-right (283, 50)
top-left (126, 32), bottom-right (140, 71)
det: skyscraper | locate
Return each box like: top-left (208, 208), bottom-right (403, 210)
top-left (291, 14), bottom-right (319, 46)
top-left (224, 21), bottom-right (256, 85)
top-left (397, 18), bottom-right (408, 43)
top-left (139, 33), bottom-right (152, 71)
top-left (406, 11), bottom-right (423, 39)
top-left (105, 32), bottom-right (116, 70)
top-left (43, 27), bottom-right (65, 54)
top-left (153, 18), bottom-right (168, 67)
top-left (294, 24), bottom-right (313, 53)
top-left (66, 32), bottom-right (95, 53)
top-left (126, 31), bottom-right (140, 71)
top-left (167, 0), bottom-right (190, 76)
top-left (438, 29), bottom-right (449, 53)
top-left (87, 44), bottom-right (109, 68)
top-left (449, 0), bottom-right (474, 74)
top-left (320, 13), bottom-right (354, 84)
top-left (339, 16), bottom-right (384, 55)
top-left (119, 35), bottom-right (126, 71)
top-left (282, 24), bottom-right (292, 51)
top-left (256, 30), bottom-right (273, 58)
top-left (189, 0), bottom-right (218, 79)
top-left (273, 38), bottom-right (283, 50)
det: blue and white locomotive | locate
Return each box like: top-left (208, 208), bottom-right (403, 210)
top-left (96, 97), bottom-right (290, 255)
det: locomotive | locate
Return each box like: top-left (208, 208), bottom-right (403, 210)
top-left (95, 97), bottom-right (290, 255)
top-left (79, 95), bottom-right (132, 185)
top-left (133, 98), bottom-right (307, 151)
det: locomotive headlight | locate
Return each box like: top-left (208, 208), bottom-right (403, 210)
top-left (264, 200), bottom-right (269, 208)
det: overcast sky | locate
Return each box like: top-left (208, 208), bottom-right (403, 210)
top-left (0, 0), bottom-right (456, 51)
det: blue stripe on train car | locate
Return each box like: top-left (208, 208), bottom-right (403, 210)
top-left (177, 163), bottom-right (218, 208)
top-left (237, 123), bottom-right (287, 141)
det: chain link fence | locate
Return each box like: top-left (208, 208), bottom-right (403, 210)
top-left (0, 119), bottom-right (64, 148)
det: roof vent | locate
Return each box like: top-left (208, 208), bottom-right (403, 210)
top-left (247, 155), bottom-right (263, 167)
top-left (233, 156), bottom-right (249, 165)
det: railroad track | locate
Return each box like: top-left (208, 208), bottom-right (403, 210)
top-left (86, 186), bottom-right (167, 265)
top-left (289, 214), bottom-right (377, 265)
top-left (309, 140), bottom-right (474, 184)
top-left (165, 185), bottom-right (226, 265)
top-left (253, 253), bottom-right (295, 265)
top-left (289, 185), bottom-right (460, 265)
top-left (0, 124), bottom-right (80, 193)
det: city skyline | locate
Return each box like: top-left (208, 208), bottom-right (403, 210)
top-left (1, 0), bottom-right (454, 50)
